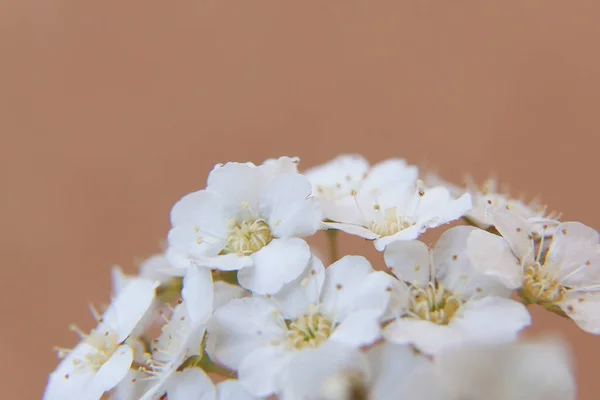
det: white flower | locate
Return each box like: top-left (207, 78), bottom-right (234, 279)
top-left (470, 209), bottom-right (600, 334)
top-left (304, 155), bottom-right (418, 224)
top-left (167, 157), bottom-right (322, 295)
top-left (139, 266), bottom-right (214, 400)
top-left (382, 225), bottom-right (531, 354)
top-left (436, 337), bottom-right (576, 400)
top-left (277, 341), bottom-right (447, 400)
top-left (157, 368), bottom-right (259, 400)
top-left (426, 174), bottom-right (560, 235)
top-left (277, 338), bottom-right (575, 400)
top-left (44, 278), bottom-right (159, 400)
top-left (206, 255), bottom-right (394, 397)
top-left (323, 177), bottom-right (472, 251)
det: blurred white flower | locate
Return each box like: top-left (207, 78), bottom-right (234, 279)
top-left (471, 209), bottom-right (600, 334)
top-left (277, 337), bottom-right (575, 400)
top-left (382, 226), bottom-right (531, 354)
top-left (167, 157), bottom-right (322, 295)
top-left (44, 279), bottom-right (159, 400)
top-left (278, 341), bottom-right (447, 400)
top-left (207, 255), bottom-right (394, 397)
top-left (436, 336), bottom-right (576, 400)
top-left (426, 174), bottom-right (560, 235)
top-left (304, 155), bottom-right (418, 223)
top-left (324, 178), bottom-right (472, 251)
top-left (138, 266), bottom-right (213, 400)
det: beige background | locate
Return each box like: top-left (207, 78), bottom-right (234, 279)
top-left (2, 1), bottom-right (599, 398)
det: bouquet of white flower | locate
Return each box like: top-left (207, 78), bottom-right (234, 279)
top-left (44, 155), bottom-right (591, 400)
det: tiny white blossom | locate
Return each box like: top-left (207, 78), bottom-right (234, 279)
top-left (278, 341), bottom-right (447, 400)
top-left (304, 155), bottom-right (418, 224)
top-left (383, 225), bottom-right (531, 354)
top-left (436, 337), bottom-right (576, 400)
top-left (44, 279), bottom-right (159, 400)
top-left (323, 176), bottom-right (472, 251)
top-left (470, 209), bottom-right (600, 334)
top-left (426, 174), bottom-right (560, 235)
top-left (167, 157), bottom-right (322, 295)
top-left (138, 266), bottom-right (214, 400)
top-left (207, 255), bottom-right (394, 397)
top-left (279, 338), bottom-right (575, 400)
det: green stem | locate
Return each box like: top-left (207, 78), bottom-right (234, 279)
top-left (326, 229), bottom-right (339, 263)
top-left (198, 353), bottom-right (237, 378)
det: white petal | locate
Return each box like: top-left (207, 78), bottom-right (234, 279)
top-left (95, 345), bottom-right (133, 392)
top-left (214, 281), bottom-right (250, 309)
top-left (437, 338), bottom-right (576, 400)
top-left (373, 224), bottom-right (424, 251)
top-left (207, 297), bottom-right (286, 369)
top-left (489, 208), bottom-right (535, 262)
top-left (237, 238), bottom-right (311, 295)
top-left (110, 369), bottom-right (148, 400)
top-left (167, 226), bottom-right (224, 265)
top-left (206, 162), bottom-right (266, 215)
top-left (192, 253), bottom-right (253, 271)
top-left (362, 158), bottom-right (418, 192)
top-left (268, 255), bottom-right (325, 319)
top-left (170, 190), bottom-right (228, 250)
top-left (166, 368), bottom-right (216, 400)
top-left (304, 154), bottom-right (369, 189)
top-left (103, 278), bottom-right (159, 341)
top-left (561, 292), bottom-right (600, 334)
top-left (182, 266), bottom-right (214, 324)
top-left (238, 346), bottom-right (294, 397)
top-left (383, 240), bottom-right (431, 286)
top-left (329, 309), bottom-right (382, 347)
top-left (44, 344), bottom-right (102, 400)
top-left (367, 342), bottom-right (447, 400)
top-left (383, 318), bottom-right (462, 355)
top-left (467, 228), bottom-right (523, 290)
top-left (278, 341), bottom-right (369, 400)
top-left (216, 380), bottom-right (258, 400)
top-left (321, 256), bottom-right (392, 321)
top-left (450, 296), bottom-right (531, 344)
top-left (259, 173), bottom-right (323, 237)
top-left (322, 222), bottom-right (379, 240)
top-left (261, 156), bottom-right (300, 176)
top-left (138, 253), bottom-right (177, 282)
top-left (433, 226), bottom-right (512, 299)
top-left (417, 191), bottom-right (472, 228)
top-left (547, 222), bottom-right (600, 287)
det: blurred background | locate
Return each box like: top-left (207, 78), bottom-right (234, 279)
top-left (2, 1), bottom-right (599, 398)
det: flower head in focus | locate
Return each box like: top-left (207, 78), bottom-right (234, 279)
top-left (167, 156), bottom-right (323, 295)
top-left (44, 278), bottom-right (159, 400)
top-left (206, 255), bottom-right (394, 397)
top-left (426, 173), bottom-right (561, 236)
top-left (319, 168), bottom-right (472, 250)
top-left (470, 209), bottom-right (600, 334)
top-left (382, 226), bottom-right (531, 354)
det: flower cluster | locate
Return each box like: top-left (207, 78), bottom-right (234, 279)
top-left (45, 154), bottom-right (598, 400)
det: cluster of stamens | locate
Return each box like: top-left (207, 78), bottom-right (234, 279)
top-left (285, 313), bottom-right (333, 350)
top-left (406, 282), bottom-right (461, 325)
top-left (223, 219), bottom-right (273, 256)
top-left (56, 325), bottom-right (119, 373)
top-left (370, 208), bottom-right (414, 237)
top-left (520, 262), bottom-right (567, 305)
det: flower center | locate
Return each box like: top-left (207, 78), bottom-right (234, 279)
top-left (286, 313), bottom-right (333, 350)
top-left (405, 282), bottom-right (461, 325)
top-left (223, 219), bottom-right (273, 256)
top-left (520, 262), bottom-right (567, 305)
top-left (370, 207), bottom-right (414, 237)
top-left (57, 326), bottom-right (120, 372)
